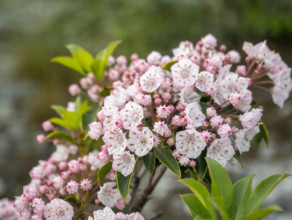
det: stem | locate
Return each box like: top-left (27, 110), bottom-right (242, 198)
top-left (130, 166), bottom-right (167, 212)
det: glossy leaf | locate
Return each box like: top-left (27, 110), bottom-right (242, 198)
top-left (142, 153), bottom-right (156, 173)
top-left (153, 145), bottom-right (181, 177)
top-left (51, 56), bottom-right (85, 75)
top-left (91, 59), bottom-right (105, 80)
top-left (66, 44), bottom-right (85, 54)
top-left (97, 161), bottom-right (112, 186)
top-left (95, 40), bottom-right (121, 61)
top-left (162, 60), bottom-right (176, 71)
top-left (73, 50), bottom-right (95, 73)
top-left (246, 174), bottom-right (290, 214)
top-left (116, 169), bottom-right (135, 200)
top-left (51, 105), bottom-right (67, 117)
top-left (232, 175), bottom-right (254, 220)
top-left (179, 178), bottom-right (216, 218)
top-left (206, 158), bottom-right (233, 213)
top-left (50, 112), bottom-right (80, 131)
top-left (180, 194), bottom-right (211, 218)
top-left (46, 131), bottom-right (77, 144)
top-left (259, 120), bottom-right (269, 148)
top-left (242, 205), bottom-right (282, 220)
top-left (210, 197), bottom-right (230, 220)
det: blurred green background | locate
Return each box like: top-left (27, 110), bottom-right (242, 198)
top-left (0, 0), bottom-right (291, 219)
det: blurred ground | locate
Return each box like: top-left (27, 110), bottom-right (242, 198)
top-left (0, 0), bottom-right (291, 219)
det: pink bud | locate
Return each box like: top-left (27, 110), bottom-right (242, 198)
top-left (116, 55), bottom-right (127, 65)
top-left (58, 162), bottom-right (67, 170)
top-left (116, 199), bottom-right (126, 210)
top-left (109, 69), bottom-right (120, 81)
top-left (36, 134), bottom-right (46, 143)
top-left (115, 119), bottom-right (124, 129)
top-left (245, 56), bottom-right (251, 63)
top-left (154, 97), bottom-right (162, 106)
top-left (236, 65), bottom-right (247, 76)
top-left (168, 104), bottom-right (174, 112)
top-left (68, 84), bottom-right (81, 96)
top-left (41, 121), bottom-right (53, 132)
top-left (189, 160), bottom-right (196, 168)
top-left (100, 145), bottom-right (108, 152)
top-left (162, 92), bottom-right (171, 102)
top-left (220, 44), bottom-right (226, 52)
top-left (131, 53), bottom-right (139, 61)
top-left (166, 138), bottom-right (174, 146)
top-left (176, 104), bottom-right (185, 111)
top-left (97, 111), bottom-right (105, 122)
top-left (95, 199), bottom-right (100, 205)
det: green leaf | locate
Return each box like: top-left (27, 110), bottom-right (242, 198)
top-left (195, 150), bottom-right (208, 181)
top-left (51, 56), bottom-right (85, 75)
top-left (91, 59), bottom-right (105, 80)
top-left (73, 50), bottom-right (95, 73)
top-left (50, 111), bottom-right (81, 131)
top-left (232, 175), bottom-right (254, 220)
top-left (116, 169), bottom-right (135, 200)
top-left (66, 44), bottom-right (85, 54)
top-left (206, 158), bottom-right (233, 213)
top-left (78, 100), bottom-right (90, 116)
top-left (180, 194), bottom-right (211, 218)
top-left (142, 153), bottom-right (156, 173)
top-left (259, 120), bottom-right (269, 148)
top-left (179, 178), bottom-right (216, 218)
top-left (95, 40), bottom-right (121, 61)
top-left (97, 161), bottom-right (112, 186)
top-left (242, 205), bottom-right (282, 220)
top-left (51, 105), bottom-right (67, 117)
top-left (246, 174), bottom-right (290, 214)
top-left (209, 197), bottom-right (230, 220)
top-left (82, 103), bottom-right (99, 132)
top-left (162, 60), bottom-right (177, 71)
top-left (46, 131), bottom-right (77, 144)
top-left (153, 145), bottom-right (181, 177)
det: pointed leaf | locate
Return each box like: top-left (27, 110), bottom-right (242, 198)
top-left (246, 174), bottom-right (290, 214)
top-left (66, 44), bottom-right (85, 54)
top-left (51, 105), bottom-right (67, 117)
top-left (91, 59), bottom-right (105, 80)
top-left (46, 131), bottom-right (77, 144)
top-left (97, 161), bottom-right (112, 186)
top-left (153, 145), bottom-right (181, 177)
top-left (232, 175), bottom-right (254, 220)
top-left (206, 158), bottom-right (233, 213)
top-left (162, 60), bottom-right (177, 71)
top-left (142, 153), bottom-right (156, 173)
top-left (95, 40), bottom-right (121, 61)
top-left (179, 178), bottom-right (216, 218)
top-left (73, 50), bottom-right (95, 73)
top-left (51, 56), bottom-right (85, 75)
top-left (116, 169), bottom-right (135, 200)
top-left (259, 120), bottom-right (269, 148)
top-left (180, 194), bottom-right (211, 218)
top-left (242, 205), bottom-right (282, 220)
top-left (209, 197), bottom-right (230, 220)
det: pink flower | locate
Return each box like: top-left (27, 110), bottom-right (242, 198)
top-left (80, 179), bottom-right (92, 191)
top-left (112, 151), bottom-right (136, 176)
top-left (36, 134), bottom-right (46, 143)
top-left (119, 102), bottom-right (144, 130)
top-left (128, 127), bottom-right (154, 157)
top-left (178, 155), bottom-right (190, 166)
top-left (98, 183), bottom-right (121, 207)
top-left (44, 198), bottom-right (74, 220)
top-left (102, 127), bottom-right (127, 155)
top-left (51, 145), bottom-right (69, 162)
top-left (210, 115), bottom-right (224, 128)
top-left (176, 130), bottom-right (206, 159)
top-left (140, 66), bottom-right (162, 92)
top-left (201, 34), bottom-right (217, 48)
top-left (127, 212), bottom-right (145, 220)
top-left (147, 51), bottom-right (162, 65)
top-left (207, 138), bottom-right (235, 166)
top-left (88, 122), bottom-right (102, 140)
top-left (185, 102), bottom-right (206, 127)
top-left (218, 124), bottom-right (231, 138)
top-left (89, 207), bottom-right (115, 220)
top-left (32, 198), bottom-right (45, 215)
top-left (153, 121), bottom-right (170, 136)
top-left (157, 105), bottom-right (171, 118)
top-left (171, 58), bottom-right (199, 88)
top-left (227, 50), bottom-right (241, 63)
top-left (239, 108), bottom-right (263, 129)
top-left (66, 180), bottom-right (79, 194)
top-left (42, 121), bottom-right (53, 132)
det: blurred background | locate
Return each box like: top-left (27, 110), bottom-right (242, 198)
top-left (0, 0), bottom-right (291, 219)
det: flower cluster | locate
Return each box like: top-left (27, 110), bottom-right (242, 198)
top-left (11, 34), bottom-right (291, 219)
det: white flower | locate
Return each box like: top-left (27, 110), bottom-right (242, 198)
top-left (153, 121), bottom-right (170, 136)
top-left (51, 145), bottom-right (69, 162)
top-left (172, 40), bottom-right (194, 58)
top-left (185, 102), bottom-right (206, 127)
top-left (44, 198), bottom-right (74, 220)
top-left (239, 108), bottom-right (263, 129)
top-left (140, 66), bottom-right (162, 92)
top-left (88, 150), bottom-right (103, 170)
top-left (90, 207), bottom-right (115, 220)
top-left (113, 151), bottom-right (136, 176)
top-left (156, 105), bottom-right (171, 118)
top-left (97, 182), bottom-right (121, 207)
top-left (217, 124), bottom-right (231, 138)
top-left (196, 71), bottom-right (214, 93)
top-left (120, 102), bottom-right (144, 130)
top-left (179, 85), bottom-right (201, 104)
top-left (201, 34), bottom-right (217, 48)
top-left (235, 126), bottom-right (260, 153)
top-left (171, 58), bottom-right (199, 88)
top-left (102, 127), bottom-right (127, 155)
top-left (207, 138), bottom-right (235, 166)
top-left (147, 51), bottom-right (162, 65)
top-left (88, 122), bottom-right (102, 140)
top-left (127, 212), bottom-right (145, 220)
top-left (175, 130), bottom-right (206, 159)
top-left (128, 127), bottom-right (154, 157)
